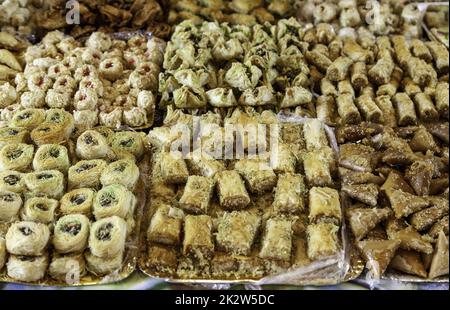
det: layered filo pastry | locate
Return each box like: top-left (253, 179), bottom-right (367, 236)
top-left (110, 132), bottom-right (145, 161)
top-left (93, 184), bottom-right (136, 220)
top-left (32, 144), bottom-right (70, 173)
top-left (87, 216), bottom-right (127, 275)
top-left (59, 188), bottom-right (95, 216)
top-left (142, 112), bottom-right (348, 279)
top-left (0, 143), bottom-right (34, 172)
top-left (68, 159), bottom-right (107, 189)
top-left (100, 160), bottom-right (140, 190)
top-left (24, 170), bottom-right (65, 199)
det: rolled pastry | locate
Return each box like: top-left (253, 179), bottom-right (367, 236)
top-left (350, 61), bottom-right (368, 90)
top-left (10, 109), bottom-right (45, 130)
top-left (32, 144), bottom-right (70, 173)
top-left (68, 159), bottom-right (107, 189)
top-left (21, 197), bottom-right (58, 224)
top-left (160, 151), bottom-right (189, 185)
top-left (110, 132), bottom-right (145, 160)
top-left (0, 143), bottom-right (34, 172)
top-left (93, 184), bottom-right (135, 220)
top-left (426, 41), bottom-right (449, 74)
top-left (435, 82), bottom-right (449, 119)
top-left (49, 254), bottom-right (86, 282)
top-left (100, 159), bottom-right (140, 190)
top-left (31, 123), bottom-right (67, 146)
top-left (270, 143), bottom-right (296, 174)
top-left (336, 93), bottom-right (361, 124)
top-left (393, 93), bottom-right (417, 126)
top-left (85, 250), bottom-right (123, 276)
top-left (0, 170), bottom-right (26, 193)
top-left (0, 190), bottom-right (22, 222)
top-left (355, 94), bottom-right (383, 123)
top-left (5, 221), bottom-right (50, 256)
top-left (24, 170), bottom-right (65, 199)
top-left (7, 255), bottom-right (48, 282)
top-left (316, 96), bottom-right (335, 126)
top-left (375, 95), bottom-right (397, 127)
top-left (88, 216), bottom-right (127, 258)
top-left (303, 118), bottom-right (329, 151)
top-left (53, 214), bottom-right (90, 254)
top-left (326, 56), bottom-right (353, 82)
top-left (76, 130), bottom-right (110, 160)
top-left (413, 93), bottom-right (438, 122)
top-left (259, 218), bottom-right (293, 261)
top-left (273, 173), bottom-right (306, 214)
top-left (0, 127), bottom-right (29, 150)
top-left (45, 109), bottom-right (75, 139)
top-left (216, 170), bottom-right (250, 210)
top-left (60, 188), bottom-right (95, 216)
top-left (337, 80), bottom-right (355, 97)
top-left (147, 204), bottom-right (183, 246)
top-left (179, 176), bottom-right (215, 214)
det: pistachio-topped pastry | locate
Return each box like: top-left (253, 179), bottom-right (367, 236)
top-left (53, 214), bottom-right (90, 254)
top-left (32, 144), bottom-right (70, 173)
top-left (0, 190), bottom-right (23, 222)
top-left (100, 160), bottom-right (140, 190)
top-left (60, 188), bottom-right (95, 216)
top-left (0, 143), bottom-right (34, 172)
top-left (5, 221), bottom-right (50, 256)
top-left (68, 159), bottom-right (107, 189)
top-left (76, 130), bottom-right (111, 160)
top-left (0, 127), bottom-right (29, 150)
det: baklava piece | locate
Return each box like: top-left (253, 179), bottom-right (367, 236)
top-left (179, 176), bottom-right (214, 214)
top-left (145, 245), bottom-right (178, 275)
top-left (147, 205), bottom-right (183, 246)
top-left (216, 211), bottom-right (261, 256)
top-left (307, 222), bottom-right (340, 260)
top-left (216, 170), bottom-right (250, 209)
top-left (357, 239), bottom-right (401, 279)
top-left (234, 159), bottom-right (277, 194)
top-left (309, 187), bottom-right (341, 224)
top-left (259, 218), bottom-right (293, 261)
top-left (273, 173), bottom-right (306, 214)
top-left (160, 152), bottom-right (189, 185)
top-left (183, 215), bottom-right (214, 262)
top-left (346, 207), bottom-right (392, 240)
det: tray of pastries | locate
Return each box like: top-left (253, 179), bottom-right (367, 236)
top-left (0, 121), bottom-right (148, 285)
top-left (139, 108), bottom-right (364, 285)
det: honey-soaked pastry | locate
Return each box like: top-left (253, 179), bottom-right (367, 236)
top-left (45, 109), bottom-right (75, 139)
top-left (7, 255), bottom-right (48, 283)
top-left (303, 149), bottom-right (333, 187)
top-left (173, 86), bottom-right (207, 109)
top-left (428, 216), bottom-right (449, 239)
top-left (410, 39), bottom-right (432, 63)
top-left (389, 250), bottom-right (428, 278)
top-left (93, 184), bottom-right (135, 220)
top-left (260, 218), bottom-right (292, 261)
top-left (381, 171), bottom-right (415, 195)
top-left (24, 170), bottom-right (65, 199)
top-left (426, 41), bottom-right (449, 74)
top-left (404, 160), bottom-right (434, 197)
top-left (100, 159), bottom-right (140, 191)
top-left (355, 94), bottom-right (383, 123)
top-left (32, 144), bottom-right (70, 173)
top-left (428, 231), bottom-right (449, 279)
top-left (388, 226), bottom-right (433, 254)
top-left (0, 127), bottom-right (29, 150)
top-left (273, 173), bottom-right (305, 214)
top-left (30, 123), bottom-right (67, 146)
top-left (53, 214), bottom-right (90, 254)
top-left (279, 86), bottom-right (313, 108)
top-left (409, 127), bottom-right (438, 153)
top-left (307, 222), bottom-right (340, 260)
top-left (376, 66), bottom-right (402, 97)
top-left (305, 50), bottom-right (332, 72)
top-left (386, 189), bottom-right (429, 219)
top-left (271, 143), bottom-right (296, 174)
top-left (76, 130), bottom-right (111, 160)
top-left (346, 207), bottom-right (392, 241)
top-left (435, 82), bottom-right (449, 119)
top-left (303, 118), bottom-right (329, 151)
top-left (60, 188), bottom-right (95, 216)
top-left (216, 170), bottom-right (250, 209)
top-left (5, 221), bottom-right (50, 256)
top-left (392, 93), bottom-right (417, 126)
top-left (406, 57), bottom-right (437, 88)
top-left (68, 159), bottom-right (107, 189)
top-left (391, 36), bottom-right (411, 69)
top-left (49, 254), bottom-right (86, 282)
top-left (85, 250), bottom-right (124, 276)
top-left (339, 168), bottom-right (384, 186)
top-left (206, 88), bottom-right (238, 108)
top-left (10, 109), bottom-right (45, 130)
top-left (375, 95), bottom-right (397, 127)
top-left (159, 151), bottom-right (189, 185)
top-left (89, 216), bottom-right (127, 258)
top-left (0, 143), bottom-right (34, 172)
top-left (216, 211), bottom-right (261, 256)
top-left (110, 131), bottom-right (145, 161)
top-left (179, 176), bottom-right (214, 214)
top-left (403, 77), bottom-right (421, 98)
top-left (336, 93), bottom-right (361, 124)
top-left (0, 170), bottom-right (26, 193)
top-left (0, 190), bottom-right (22, 222)
top-left (413, 93), bottom-right (438, 122)
top-left (350, 61), bottom-right (368, 90)
top-left (309, 187), bottom-right (341, 224)
top-left (342, 183), bottom-right (379, 207)
top-left (147, 204), bottom-right (183, 246)
top-left (21, 197), bottom-right (58, 224)
top-left (326, 56), bottom-right (353, 82)
top-left (234, 159), bottom-right (277, 194)
top-left (183, 214), bottom-right (214, 261)
top-left (144, 245), bottom-right (178, 275)
top-left (186, 151), bottom-right (225, 178)
top-left (357, 239), bottom-right (400, 278)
